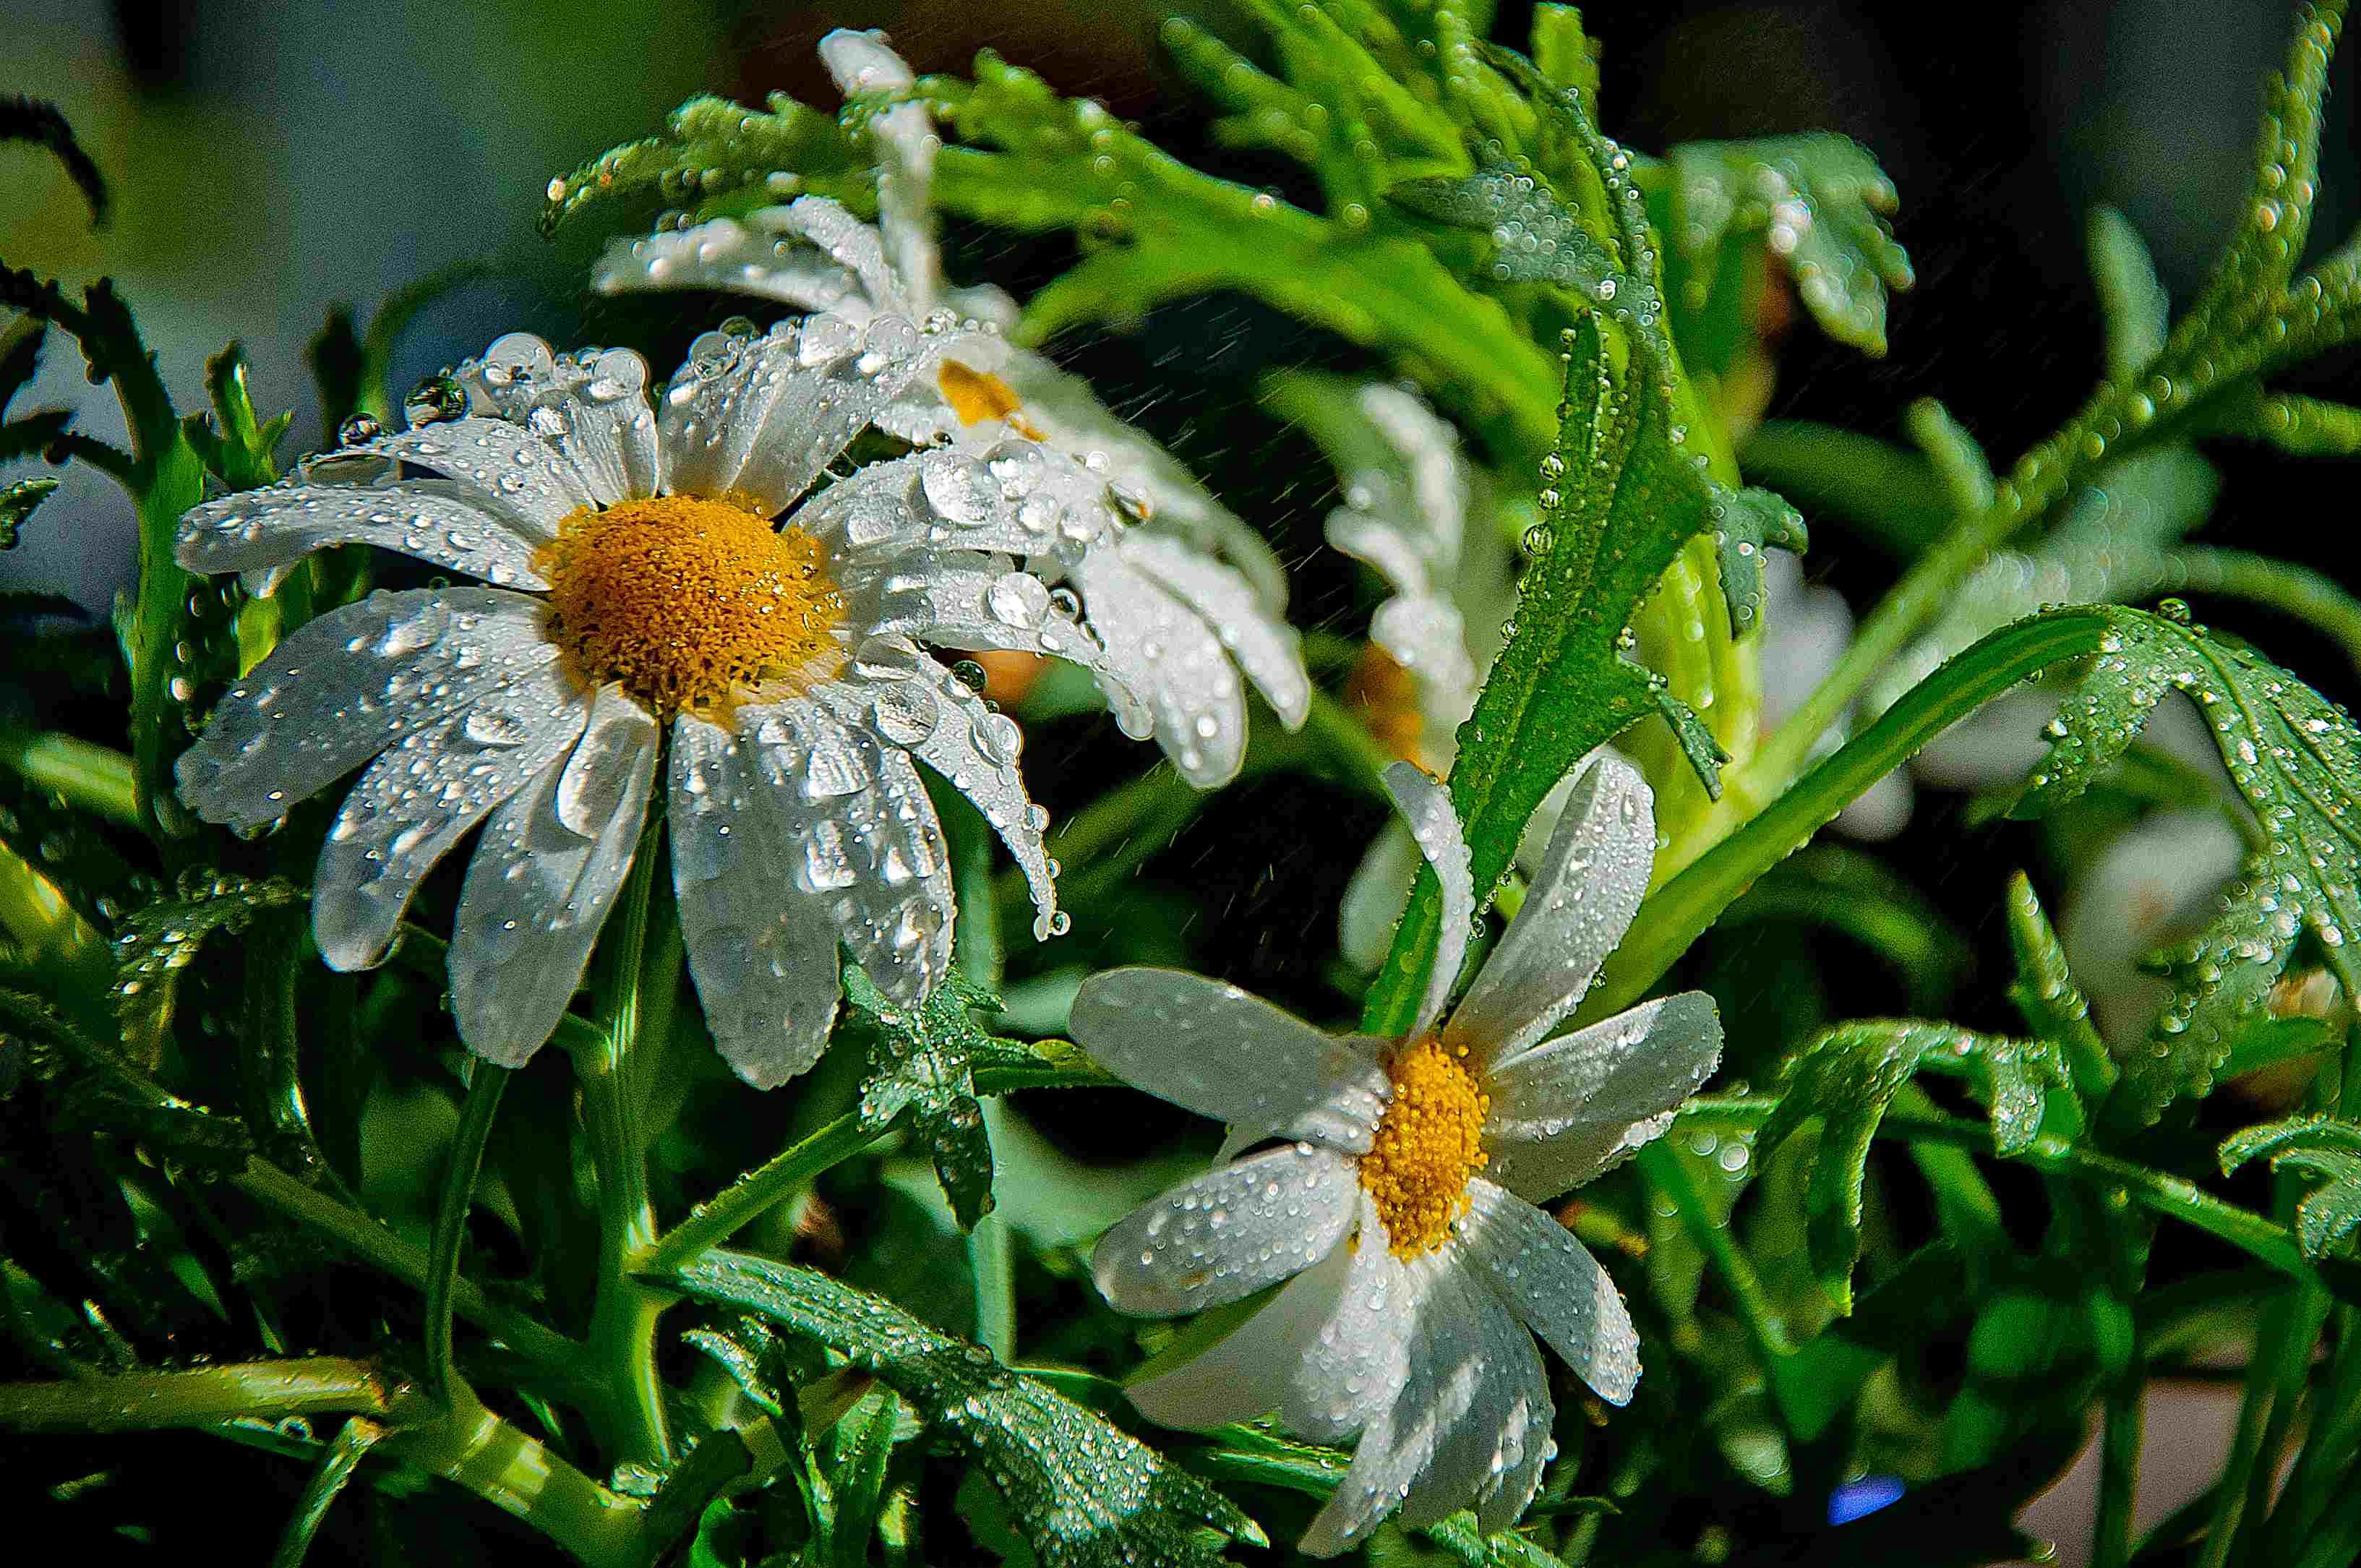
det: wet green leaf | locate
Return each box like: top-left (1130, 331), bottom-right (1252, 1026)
top-left (1760, 1021), bottom-right (2070, 1310)
top-left (5, 985), bottom-right (252, 1170)
top-left (2004, 606), bottom-right (2361, 1128)
top-left (542, 93), bottom-right (867, 239)
top-left (842, 966), bottom-right (1008, 1230)
top-left (2220, 1117), bottom-right (2361, 1257)
top-left (671, 1251), bottom-right (1263, 1568)
top-left (0, 476), bottom-right (56, 548)
top-left (113, 870), bottom-right (304, 1065)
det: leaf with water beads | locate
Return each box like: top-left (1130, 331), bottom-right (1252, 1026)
top-left (841, 965), bottom-right (1013, 1230)
top-left (1760, 1021), bottom-right (2070, 1311)
top-left (2003, 605), bottom-right (2361, 1130)
top-left (113, 870), bottom-right (303, 1067)
top-left (1711, 484), bottom-right (1808, 638)
top-left (0, 476), bottom-right (56, 549)
top-left (1388, 160), bottom-right (1624, 297)
top-left (541, 93), bottom-right (867, 239)
top-left (4, 985), bottom-right (252, 1171)
top-left (669, 1250), bottom-right (1264, 1568)
top-left (2220, 1116), bottom-right (2361, 1257)
top-left (1663, 137), bottom-right (1912, 358)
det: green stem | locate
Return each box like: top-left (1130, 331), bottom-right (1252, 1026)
top-left (1636, 1141), bottom-right (1797, 1426)
top-left (2198, 1282), bottom-right (2308, 1568)
top-left (578, 832), bottom-right (670, 1467)
top-left (424, 1063), bottom-right (510, 1402)
top-left (2094, 1367), bottom-right (2143, 1568)
top-left (271, 1415), bottom-right (388, 1568)
top-left (635, 1112), bottom-right (886, 1277)
top-left (0, 834), bottom-right (108, 990)
top-left (230, 1158), bottom-right (576, 1366)
top-left (0, 729), bottom-right (140, 825)
top-left (0, 1358), bottom-right (414, 1431)
top-left (2271, 1306), bottom-right (2361, 1555)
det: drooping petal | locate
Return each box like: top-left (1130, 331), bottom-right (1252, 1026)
top-left (1076, 544), bottom-right (1249, 787)
top-left (1119, 532), bottom-right (1310, 731)
top-left (820, 31), bottom-right (943, 315)
top-left (594, 214), bottom-right (870, 318)
top-left (1481, 994), bottom-right (1722, 1203)
top-left (1399, 1273), bottom-right (1551, 1535)
top-left (447, 683), bottom-right (659, 1066)
top-left (453, 335), bottom-right (661, 507)
top-left (1383, 761), bottom-right (1475, 1039)
top-left (176, 588), bottom-right (559, 834)
top-left (312, 662), bottom-right (593, 972)
top-left (1447, 753), bottom-right (1656, 1065)
top-left (770, 196), bottom-right (908, 318)
top-left (1068, 968), bottom-right (1389, 1154)
top-left (1091, 1144), bottom-right (1358, 1318)
top-left (1297, 1253), bottom-right (1479, 1556)
top-left (178, 482), bottom-right (549, 594)
top-left (883, 655), bottom-right (1062, 941)
top-left (669, 714), bottom-right (843, 1089)
top-left (1125, 1229), bottom-right (1358, 1431)
top-left (740, 696), bottom-right (954, 1008)
top-left (1368, 591), bottom-right (1477, 732)
top-left (1457, 1178), bottom-right (1642, 1405)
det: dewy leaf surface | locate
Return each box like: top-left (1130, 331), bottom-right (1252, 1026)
top-left (112, 870), bottom-right (304, 1066)
top-left (669, 1251), bottom-right (1262, 1568)
top-left (2003, 606), bottom-right (2361, 1128)
top-left (841, 966), bottom-right (1003, 1230)
top-left (2221, 1116), bottom-right (2361, 1257)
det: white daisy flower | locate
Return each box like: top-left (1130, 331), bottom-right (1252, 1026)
top-left (1074, 755), bottom-right (1723, 1554)
top-left (170, 310), bottom-right (1222, 1085)
top-left (591, 30), bottom-right (1305, 781)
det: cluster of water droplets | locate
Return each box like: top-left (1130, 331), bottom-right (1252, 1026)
top-left (111, 868), bottom-right (301, 1029)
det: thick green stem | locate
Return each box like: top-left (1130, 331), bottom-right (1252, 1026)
top-left (578, 834), bottom-right (671, 1467)
top-left (0, 1358), bottom-right (411, 1431)
top-left (425, 1064), bottom-right (510, 1402)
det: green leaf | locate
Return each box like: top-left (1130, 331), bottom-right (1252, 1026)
top-left (2088, 207), bottom-right (2169, 378)
top-left (1662, 136), bottom-right (1913, 356)
top-left (1388, 158), bottom-right (1623, 295)
top-left (2220, 1117), bottom-right (2361, 1257)
top-left (2004, 606), bottom-right (2361, 1128)
top-left (192, 341), bottom-right (283, 491)
top-left (1, 96), bottom-right (109, 226)
top-left (1710, 484), bottom-right (1809, 636)
top-left (842, 965), bottom-right (1005, 1229)
top-left (542, 93), bottom-right (867, 239)
top-left (0, 476), bottom-right (56, 548)
top-left (1760, 1021), bottom-right (2070, 1309)
top-left (1736, 420), bottom-right (1952, 560)
top-left (4, 985), bottom-right (253, 1169)
top-left (669, 1250), bottom-right (1264, 1568)
top-left (2002, 871), bottom-right (2114, 1101)
top-left (113, 870), bottom-right (304, 1065)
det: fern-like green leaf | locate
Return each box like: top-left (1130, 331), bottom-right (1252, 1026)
top-left (113, 870), bottom-right (303, 1065)
top-left (0, 476), bottom-right (55, 549)
top-left (2005, 605), bottom-right (2361, 1128)
top-left (1760, 1021), bottom-right (2071, 1310)
top-left (542, 93), bottom-right (867, 237)
top-left (669, 1251), bottom-right (1264, 1568)
top-left (2220, 1116), bottom-right (2361, 1256)
top-left (841, 966), bottom-right (1004, 1229)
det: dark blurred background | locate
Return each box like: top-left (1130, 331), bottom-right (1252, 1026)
top-left (4, 1), bottom-right (2356, 1562)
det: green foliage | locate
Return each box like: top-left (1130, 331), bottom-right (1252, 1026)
top-left (111, 870), bottom-right (303, 1065)
top-left (1760, 1022), bottom-right (2072, 1310)
top-left (670, 1250), bottom-right (1264, 1568)
top-left (0, 476), bottom-right (56, 548)
top-left (0, 95), bottom-right (109, 226)
top-left (841, 965), bottom-right (1002, 1230)
top-left (2004, 605), bottom-right (2361, 1128)
top-left (2221, 1117), bottom-right (2361, 1257)
top-left (1661, 136), bottom-right (1914, 358)
top-left (5, 985), bottom-right (253, 1170)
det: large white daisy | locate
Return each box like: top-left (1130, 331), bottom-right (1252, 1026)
top-left (1072, 755), bottom-right (1723, 1554)
top-left (591, 30), bottom-right (1306, 780)
top-left (173, 309), bottom-right (1269, 1084)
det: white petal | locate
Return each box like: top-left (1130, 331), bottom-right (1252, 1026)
top-left (1282, 1193), bottom-right (1417, 1441)
top-left (740, 697), bottom-right (954, 1008)
top-left (1369, 592), bottom-right (1477, 730)
top-left (456, 336), bottom-right (661, 507)
top-left (669, 714), bottom-right (841, 1088)
top-left (1383, 761), bottom-right (1475, 1039)
top-left (312, 664), bottom-right (592, 972)
top-left (1447, 753), bottom-right (1655, 1065)
top-left (1457, 1179), bottom-right (1641, 1404)
top-left (995, 351), bottom-right (1290, 608)
top-left (1068, 968), bottom-right (1389, 1153)
top-left (177, 483), bottom-right (548, 591)
top-left (1076, 545), bottom-right (1249, 787)
top-left (883, 656), bottom-right (1062, 941)
top-left (1126, 1230), bottom-right (1359, 1431)
top-left (1481, 994), bottom-right (1721, 1202)
top-left (819, 27), bottom-right (916, 93)
top-left (594, 214), bottom-right (867, 316)
top-left (1298, 1254), bottom-right (1491, 1555)
top-left (176, 588), bottom-right (557, 834)
top-left (774, 195), bottom-right (907, 314)
top-left (1119, 533), bottom-right (1310, 730)
top-left (871, 100), bottom-right (943, 314)
top-left (1327, 510), bottom-right (1434, 601)
top-left (447, 684), bottom-right (658, 1065)
top-left (376, 417), bottom-right (599, 536)
top-left (1092, 1145), bottom-right (1358, 1318)
top-left (1399, 1273), bottom-right (1550, 1534)
top-left (1340, 821), bottom-right (1423, 974)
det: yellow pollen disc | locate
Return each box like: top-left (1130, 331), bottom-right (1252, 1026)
top-left (536, 494), bottom-right (845, 718)
top-left (939, 360), bottom-right (1047, 440)
top-left (1361, 1034), bottom-right (1490, 1256)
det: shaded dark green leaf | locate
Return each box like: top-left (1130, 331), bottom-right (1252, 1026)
top-left (1, 96), bottom-right (108, 226)
top-left (0, 476), bottom-right (58, 547)
top-left (2221, 1116), bottom-right (2361, 1257)
top-left (114, 870), bottom-right (304, 1064)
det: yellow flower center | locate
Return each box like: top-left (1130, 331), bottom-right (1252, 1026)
top-left (1361, 1034), bottom-right (1490, 1256)
top-left (536, 494), bottom-right (845, 718)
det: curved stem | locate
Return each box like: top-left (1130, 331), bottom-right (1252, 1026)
top-left (424, 1063), bottom-right (510, 1402)
top-left (270, 1415), bottom-right (387, 1568)
top-left (636, 1112), bottom-right (886, 1277)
